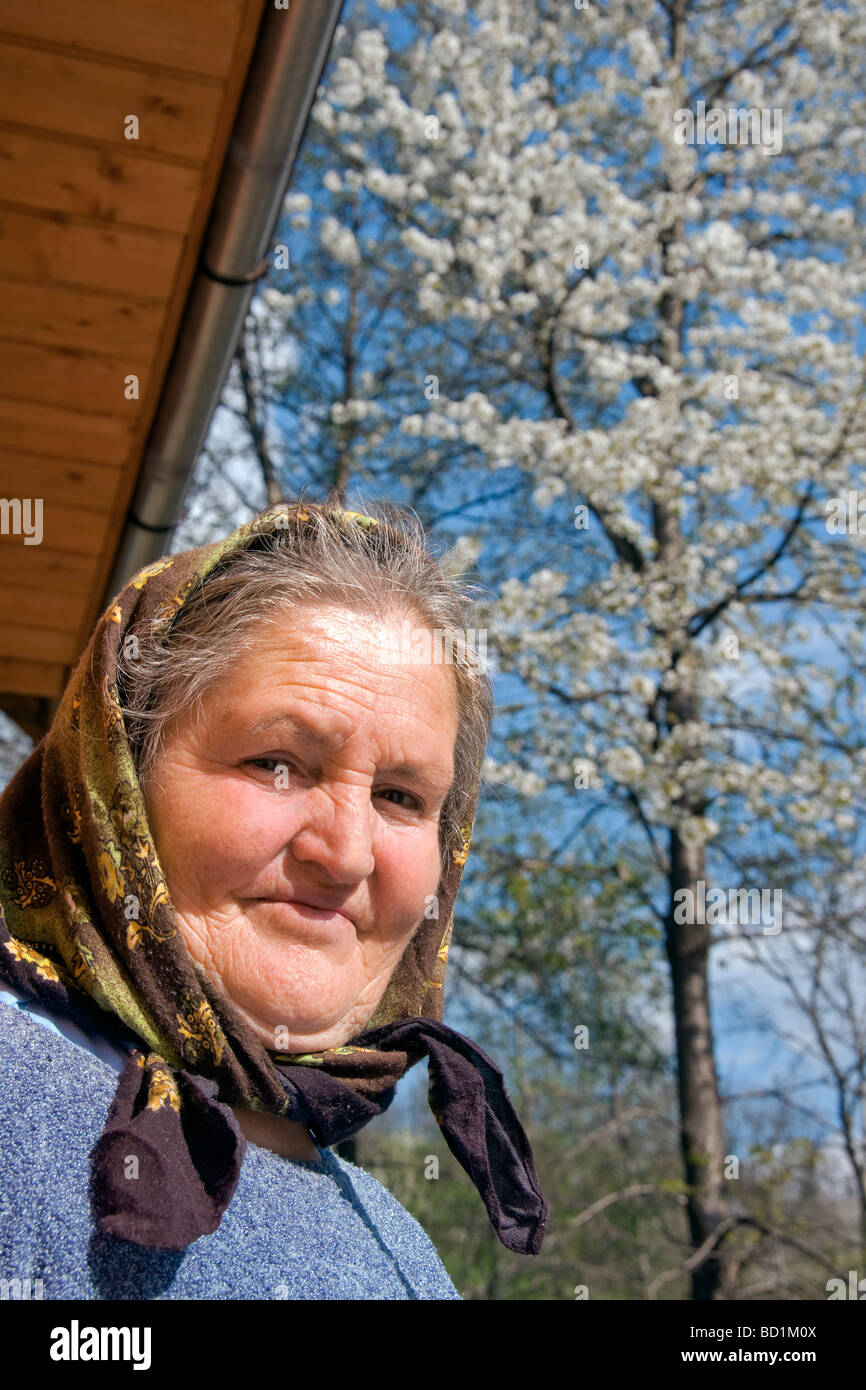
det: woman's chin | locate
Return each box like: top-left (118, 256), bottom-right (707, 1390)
top-left (227, 975), bottom-right (363, 1053)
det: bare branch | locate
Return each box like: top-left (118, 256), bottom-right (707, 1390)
top-left (569, 1183), bottom-right (688, 1231)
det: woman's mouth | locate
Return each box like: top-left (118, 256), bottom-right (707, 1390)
top-left (251, 896), bottom-right (355, 936)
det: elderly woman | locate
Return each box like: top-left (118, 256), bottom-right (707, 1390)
top-left (0, 496), bottom-right (546, 1300)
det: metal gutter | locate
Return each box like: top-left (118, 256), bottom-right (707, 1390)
top-left (104, 0), bottom-right (345, 600)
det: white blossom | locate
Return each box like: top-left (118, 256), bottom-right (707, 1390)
top-left (320, 216), bottom-right (361, 267)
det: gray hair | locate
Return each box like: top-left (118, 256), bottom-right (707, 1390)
top-left (117, 491), bottom-right (494, 880)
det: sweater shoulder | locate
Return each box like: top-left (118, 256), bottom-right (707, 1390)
top-left (0, 1003), bottom-right (460, 1300)
top-left (0, 999), bottom-right (119, 1196)
top-left (0, 995), bottom-right (118, 1112)
top-left (324, 1147), bottom-right (457, 1274)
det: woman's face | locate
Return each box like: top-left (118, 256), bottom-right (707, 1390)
top-left (143, 605), bottom-right (458, 1053)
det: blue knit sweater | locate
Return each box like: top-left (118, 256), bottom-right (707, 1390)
top-left (0, 996), bottom-right (460, 1300)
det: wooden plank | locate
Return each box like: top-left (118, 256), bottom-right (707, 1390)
top-left (0, 0), bottom-right (249, 80)
top-left (0, 39), bottom-right (222, 162)
top-left (0, 621), bottom-right (79, 665)
top-left (0, 500), bottom-right (111, 556)
top-left (0, 658), bottom-right (67, 697)
top-left (0, 341), bottom-right (154, 418)
top-left (0, 584), bottom-right (89, 633)
top-left (0, 545), bottom-right (95, 595)
top-left (0, 206), bottom-right (182, 298)
top-left (0, 278), bottom-right (163, 358)
top-left (0, 397), bottom-right (133, 466)
top-left (0, 128), bottom-right (202, 235)
top-left (1, 453), bottom-right (122, 511)
top-left (73, 0), bottom-right (268, 657)
top-left (0, 0), bottom-right (269, 703)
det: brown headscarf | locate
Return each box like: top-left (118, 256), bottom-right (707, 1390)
top-left (0, 503), bottom-right (547, 1255)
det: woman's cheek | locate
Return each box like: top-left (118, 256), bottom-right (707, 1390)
top-left (194, 777), bottom-right (291, 876)
top-left (386, 825), bottom-right (442, 925)
top-left (230, 781), bottom-right (299, 852)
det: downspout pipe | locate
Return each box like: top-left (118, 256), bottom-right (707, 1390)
top-left (104, 0), bottom-right (345, 600)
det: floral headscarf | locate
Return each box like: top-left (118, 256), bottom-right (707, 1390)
top-left (0, 503), bottom-right (547, 1255)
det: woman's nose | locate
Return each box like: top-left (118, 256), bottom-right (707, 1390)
top-left (287, 787), bottom-right (376, 883)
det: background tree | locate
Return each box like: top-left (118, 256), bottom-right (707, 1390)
top-left (732, 865), bottom-right (866, 1261)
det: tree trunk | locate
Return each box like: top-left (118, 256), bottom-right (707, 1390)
top-left (237, 330), bottom-right (282, 506)
top-left (653, 0), bottom-right (731, 1297)
top-left (665, 827), bottom-right (730, 1298)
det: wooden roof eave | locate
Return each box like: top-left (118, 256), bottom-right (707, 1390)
top-left (103, 0), bottom-right (345, 602)
top-left (0, 0), bottom-right (344, 742)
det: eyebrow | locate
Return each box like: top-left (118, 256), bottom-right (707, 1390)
top-left (246, 712), bottom-right (455, 797)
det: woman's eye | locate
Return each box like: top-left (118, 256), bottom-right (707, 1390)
top-left (246, 761), bottom-right (421, 811)
top-left (377, 788), bottom-right (422, 811)
top-left (247, 757), bottom-right (295, 776)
